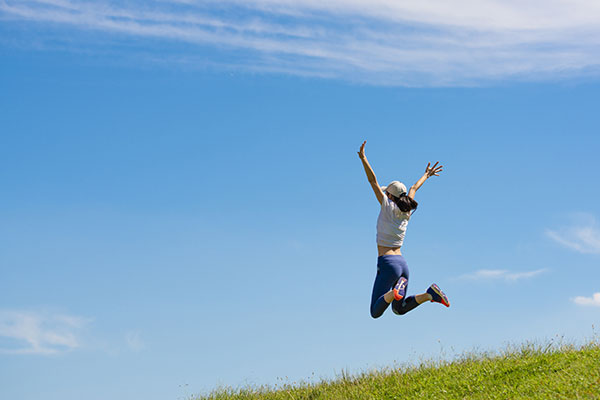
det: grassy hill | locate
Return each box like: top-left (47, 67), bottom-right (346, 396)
top-left (196, 342), bottom-right (600, 400)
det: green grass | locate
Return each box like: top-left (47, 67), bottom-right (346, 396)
top-left (194, 341), bottom-right (600, 400)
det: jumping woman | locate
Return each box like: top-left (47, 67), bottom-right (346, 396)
top-left (358, 141), bottom-right (450, 319)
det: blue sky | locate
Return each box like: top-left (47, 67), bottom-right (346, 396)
top-left (1, 1), bottom-right (600, 400)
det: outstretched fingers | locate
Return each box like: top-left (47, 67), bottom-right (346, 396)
top-left (426, 161), bottom-right (443, 177)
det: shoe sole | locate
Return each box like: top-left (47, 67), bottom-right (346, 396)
top-left (393, 291), bottom-right (404, 301)
top-left (430, 284), bottom-right (450, 307)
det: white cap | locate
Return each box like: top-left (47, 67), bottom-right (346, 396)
top-left (381, 181), bottom-right (407, 197)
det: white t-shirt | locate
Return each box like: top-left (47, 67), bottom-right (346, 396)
top-left (376, 196), bottom-right (411, 247)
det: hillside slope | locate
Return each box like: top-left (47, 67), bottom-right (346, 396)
top-left (197, 343), bottom-right (600, 400)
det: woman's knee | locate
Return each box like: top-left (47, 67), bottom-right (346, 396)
top-left (392, 302), bottom-right (407, 315)
top-left (370, 306), bottom-right (383, 319)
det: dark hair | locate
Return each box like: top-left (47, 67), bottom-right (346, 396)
top-left (389, 192), bottom-right (418, 213)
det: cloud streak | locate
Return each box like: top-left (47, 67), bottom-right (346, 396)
top-left (573, 292), bottom-right (600, 307)
top-left (125, 330), bottom-right (144, 352)
top-left (547, 215), bottom-right (600, 254)
top-left (0, 310), bottom-right (88, 355)
top-left (459, 268), bottom-right (547, 282)
top-left (2, 0), bottom-right (600, 85)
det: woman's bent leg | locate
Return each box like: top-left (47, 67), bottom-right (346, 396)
top-left (389, 258), bottom-right (420, 315)
top-left (370, 270), bottom-right (394, 318)
top-left (370, 256), bottom-right (405, 318)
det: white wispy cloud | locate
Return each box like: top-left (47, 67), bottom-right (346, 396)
top-left (546, 216), bottom-right (600, 254)
top-left (573, 292), bottom-right (600, 307)
top-left (125, 330), bottom-right (144, 352)
top-left (1, 0), bottom-right (600, 85)
top-left (0, 309), bottom-right (89, 355)
top-left (459, 268), bottom-right (547, 282)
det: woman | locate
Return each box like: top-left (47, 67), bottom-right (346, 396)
top-left (358, 141), bottom-right (450, 318)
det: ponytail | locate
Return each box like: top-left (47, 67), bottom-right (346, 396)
top-left (389, 192), bottom-right (418, 213)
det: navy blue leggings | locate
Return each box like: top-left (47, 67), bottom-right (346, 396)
top-left (370, 255), bottom-right (420, 318)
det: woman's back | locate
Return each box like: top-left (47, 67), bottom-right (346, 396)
top-left (376, 196), bottom-right (411, 248)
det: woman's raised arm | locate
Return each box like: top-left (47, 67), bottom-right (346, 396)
top-left (358, 141), bottom-right (384, 204)
top-left (408, 162), bottom-right (443, 199)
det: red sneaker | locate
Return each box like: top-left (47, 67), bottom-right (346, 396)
top-left (426, 283), bottom-right (450, 307)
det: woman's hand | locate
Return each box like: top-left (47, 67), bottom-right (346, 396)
top-left (425, 161), bottom-right (443, 177)
top-left (358, 140), bottom-right (367, 160)
top-left (408, 161), bottom-right (443, 199)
